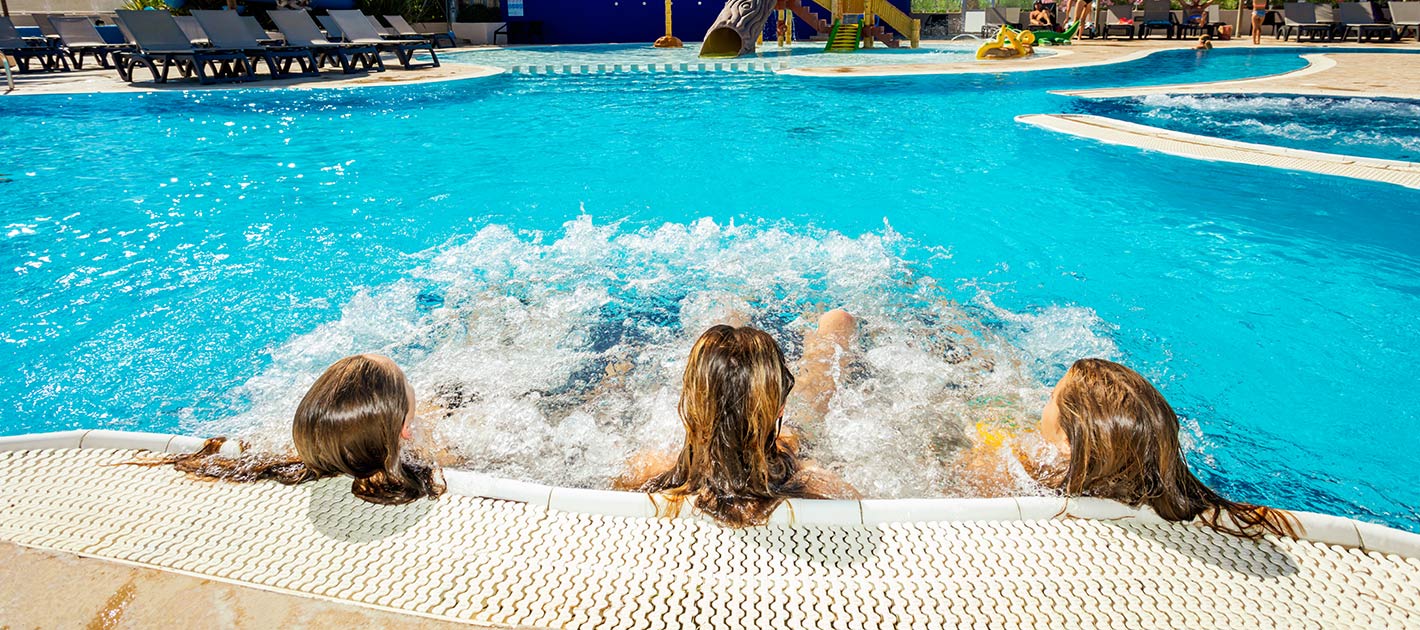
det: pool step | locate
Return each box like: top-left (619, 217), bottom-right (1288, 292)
top-left (507, 61), bottom-right (790, 76)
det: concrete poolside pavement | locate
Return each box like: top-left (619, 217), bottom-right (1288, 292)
top-left (0, 542), bottom-right (508, 629)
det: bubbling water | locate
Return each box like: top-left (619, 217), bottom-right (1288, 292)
top-left (199, 215), bottom-right (1116, 498)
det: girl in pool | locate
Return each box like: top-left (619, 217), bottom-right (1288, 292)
top-left (615, 310), bottom-right (859, 527)
top-left (966, 358), bottom-right (1295, 539)
top-left (156, 354), bottom-right (444, 505)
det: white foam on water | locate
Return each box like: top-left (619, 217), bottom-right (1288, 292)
top-left (199, 216), bottom-right (1118, 498)
top-left (1131, 94), bottom-right (1420, 157)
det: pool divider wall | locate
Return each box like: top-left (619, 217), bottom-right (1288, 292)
top-left (3, 429), bottom-right (1418, 557)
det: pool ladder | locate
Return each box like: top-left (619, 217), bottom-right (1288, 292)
top-left (825, 20), bottom-right (862, 52)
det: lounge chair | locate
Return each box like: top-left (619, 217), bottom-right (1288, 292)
top-left (113, 10), bottom-right (253, 84)
top-left (1280, 2), bottom-right (1336, 41)
top-left (382, 14), bottom-right (456, 48)
top-left (0, 16), bottom-right (70, 72)
top-left (1103, 5), bottom-right (1136, 39)
top-left (962, 10), bottom-right (987, 38)
top-left (173, 15), bottom-right (209, 46)
top-left (983, 7), bottom-right (1023, 36)
top-left (30, 13), bottom-right (64, 47)
top-left (191, 10), bottom-right (319, 79)
top-left (365, 14), bottom-right (398, 38)
top-left (1392, 1), bottom-right (1420, 40)
top-left (240, 15), bottom-right (282, 45)
top-left (316, 14), bottom-right (346, 42)
top-left (326, 10), bottom-right (438, 69)
top-left (52, 16), bottom-right (133, 69)
top-left (1177, 4), bottom-right (1222, 38)
top-left (268, 10), bottom-right (383, 74)
top-left (1335, 2), bottom-right (1396, 41)
top-left (1135, 0), bottom-right (1178, 38)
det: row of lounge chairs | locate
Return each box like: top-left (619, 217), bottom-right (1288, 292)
top-left (2, 9), bottom-right (448, 84)
top-left (1279, 1), bottom-right (1420, 42)
top-left (968, 1), bottom-right (1420, 42)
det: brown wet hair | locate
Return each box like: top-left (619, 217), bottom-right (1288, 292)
top-left (149, 355), bottom-right (443, 505)
top-left (1050, 358), bottom-right (1296, 539)
top-left (637, 325), bottom-right (822, 527)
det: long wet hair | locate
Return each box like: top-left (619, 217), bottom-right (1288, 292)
top-left (154, 355), bottom-right (443, 505)
top-left (639, 325), bottom-right (821, 527)
top-left (1049, 358), bottom-right (1296, 539)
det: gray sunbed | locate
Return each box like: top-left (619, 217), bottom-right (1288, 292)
top-left (983, 6), bottom-right (1022, 36)
top-left (51, 16), bottom-right (134, 69)
top-left (173, 15), bottom-right (209, 45)
top-left (316, 14), bottom-right (345, 41)
top-left (383, 14), bottom-right (456, 48)
top-left (268, 10), bottom-right (383, 74)
top-left (327, 10), bottom-right (438, 69)
top-left (192, 10), bottom-right (319, 79)
top-left (0, 16), bottom-right (70, 72)
top-left (240, 15), bottom-right (280, 45)
top-left (1392, 1), bottom-right (1420, 40)
top-left (1280, 3), bottom-right (1336, 41)
top-left (113, 10), bottom-right (253, 84)
top-left (1136, 0), bottom-right (1178, 38)
top-left (1103, 5), bottom-right (1137, 39)
top-left (1335, 2), bottom-right (1396, 42)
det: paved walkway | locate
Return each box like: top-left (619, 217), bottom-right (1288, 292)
top-left (3, 448), bottom-right (1417, 629)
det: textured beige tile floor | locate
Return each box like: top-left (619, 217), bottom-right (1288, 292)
top-left (0, 542), bottom-right (506, 629)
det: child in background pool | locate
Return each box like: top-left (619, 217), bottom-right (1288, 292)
top-left (615, 311), bottom-right (858, 527)
top-left (963, 358), bottom-right (1296, 539)
top-left (153, 354), bottom-right (444, 505)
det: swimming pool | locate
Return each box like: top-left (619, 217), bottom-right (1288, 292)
top-left (442, 42), bottom-right (1017, 70)
top-left (1076, 93), bottom-right (1420, 162)
top-left (2, 48), bottom-right (1417, 531)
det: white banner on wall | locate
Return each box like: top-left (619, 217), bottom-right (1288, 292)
top-left (508, 0), bottom-right (524, 16)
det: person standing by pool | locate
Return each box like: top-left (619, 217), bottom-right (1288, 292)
top-left (963, 358), bottom-right (1297, 539)
top-left (616, 311), bottom-right (858, 527)
top-left (151, 354), bottom-right (445, 505)
top-left (1251, 0), bottom-right (1269, 44)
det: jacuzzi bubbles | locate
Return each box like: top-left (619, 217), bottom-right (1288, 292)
top-left (200, 216), bottom-right (1116, 498)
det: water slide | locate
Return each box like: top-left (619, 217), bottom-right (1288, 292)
top-left (700, 0), bottom-right (778, 57)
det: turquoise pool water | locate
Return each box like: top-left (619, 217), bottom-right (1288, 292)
top-left (1078, 93), bottom-right (1420, 162)
top-left (2, 48), bottom-right (1417, 531)
top-left (443, 42), bottom-right (1024, 70)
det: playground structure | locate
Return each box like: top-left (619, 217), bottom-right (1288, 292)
top-left (699, 0), bottom-right (920, 57)
top-left (655, 0), bottom-right (684, 47)
top-left (976, 24), bottom-right (1035, 59)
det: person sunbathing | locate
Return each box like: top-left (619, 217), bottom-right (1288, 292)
top-left (963, 358), bottom-right (1296, 539)
top-left (615, 311), bottom-right (858, 527)
top-left (152, 354), bottom-right (444, 505)
top-left (1029, 2), bottom-right (1057, 29)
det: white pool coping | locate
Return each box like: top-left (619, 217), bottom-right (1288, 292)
top-left (1017, 113), bottom-right (1420, 189)
top-left (3, 429), bottom-right (1417, 558)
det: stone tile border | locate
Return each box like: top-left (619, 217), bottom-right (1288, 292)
top-left (508, 61), bottom-right (788, 75)
top-left (1017, 113), bottom-right (1420, 189)
top-left (2, 429), bottom-right (1417, 558)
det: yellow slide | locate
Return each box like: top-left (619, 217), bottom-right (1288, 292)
top-left (976, 25), bottom-right (1035, 59)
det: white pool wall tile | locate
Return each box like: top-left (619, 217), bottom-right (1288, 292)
top-left (1292, 510), bottom-right (1364, 548)
top-left (769, 499), bottom-right (863, 526)
top-left (0, 430), bottom-right (88, 452)
top-left (550, 487), bottom-right (658, 518)
top-left (79, 429), bottom-right (176, 452)
top-left (861, 498), bottom-right (1020, 524)
top-left (1354, 520), bottom-right (1420, 556)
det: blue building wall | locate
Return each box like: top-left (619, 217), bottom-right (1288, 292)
top-left (501, 0), bottom-right (912, 46)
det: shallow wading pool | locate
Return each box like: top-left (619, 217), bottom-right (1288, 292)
top-left (1, 47), bottom-right (1417, 532)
